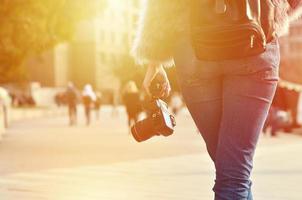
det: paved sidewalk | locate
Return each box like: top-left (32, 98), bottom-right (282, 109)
top-left (0, 134), bottom-right (302, 200)
top-left (0, 108), bottom-right (301, 200)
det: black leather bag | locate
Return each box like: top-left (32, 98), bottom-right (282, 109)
top-left (190, 0), bottom-right (275, 61)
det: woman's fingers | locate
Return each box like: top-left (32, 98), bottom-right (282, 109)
top-left (164, 82), bottom-right (172, 98)
top-left (159, 83), bottom-right (166, 97)
top-left (142, 63), bottom-right (171, 98)
top-left (143, 63), bottom-right (161, 97)
top-left (165, 82), bottom-right (172, 97)
top-left (156, 67), bottom-right (171, 98)
top-left (159, 80), bottom-right (171, 98)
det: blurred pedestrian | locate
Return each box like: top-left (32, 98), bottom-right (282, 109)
top-left (122, 81), bottom-right (141, 129)
top-left (82, 84), bottom-right (96, 126)
top-left (94, 91), bottom-right (102, 120)
top-left (111, 91), bottom-right (119, 118)
top-left (272, 85), bottom-right (302, 132)
top-left (282, 88), bottom-right (301, 131)
top-left (263, 106), bottom-right (291, 137)
top-left (65, 82), bottom-right (78, 126)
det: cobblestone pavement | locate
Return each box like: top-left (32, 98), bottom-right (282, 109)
top-left (0, 107), bottom-right (301, 200)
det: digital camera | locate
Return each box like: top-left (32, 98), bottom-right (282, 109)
top-left (131, 98), bottom-right (176, 142)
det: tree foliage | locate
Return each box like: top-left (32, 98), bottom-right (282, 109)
top-left (0, 0), bottom-right (106, 83)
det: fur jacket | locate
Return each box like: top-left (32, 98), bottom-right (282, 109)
top-left (131, 0), bottom-right (302, 67)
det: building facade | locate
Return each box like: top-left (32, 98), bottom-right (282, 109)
top-left (95, 0), bottom-right (142, 91)
top-left (27, 0), bottom-right (142, 94)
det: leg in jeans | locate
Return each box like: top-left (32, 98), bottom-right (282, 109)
top-left (174, 37), bottom-right (223, 161)
top-left (180, 73), bottom-right (222, 161)
top-left (213, 59), bottom-right (279, 200)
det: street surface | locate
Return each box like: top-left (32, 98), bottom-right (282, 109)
top-left (0, 106), bottom-right (301, 200)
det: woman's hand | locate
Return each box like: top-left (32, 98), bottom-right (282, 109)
top-left (143, 62), bottom-right (171, 98)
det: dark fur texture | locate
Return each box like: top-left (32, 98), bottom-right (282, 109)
top-left (132, 0), bottom-right (302, 66)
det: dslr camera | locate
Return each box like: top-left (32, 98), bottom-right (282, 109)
top-left (131, 98), bottom-right (176, 142)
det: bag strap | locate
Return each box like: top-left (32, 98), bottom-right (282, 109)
top-left (214, 0), bottom-right (256, 20)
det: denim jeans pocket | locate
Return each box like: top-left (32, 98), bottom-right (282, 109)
top-left (223, 40), bottom-right (280, 78)
top-left (243, 40), bottom-right (280, 77)
top-left (246, 65), bottom-right (279, 83)
top-left (243, 46), bottom-right (280, 84)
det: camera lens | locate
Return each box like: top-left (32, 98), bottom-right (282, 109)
top-left (131, 118), bottom-right (156, 142)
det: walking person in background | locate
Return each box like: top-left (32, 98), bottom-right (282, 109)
top-left (65, 82), bottom-right (78, 126)
top-left (132, 0), bottom-right (302, 199)
top-left (82, 84), bottom-right (96, 126)
top-left (108, 91), bottom-right (119, 118)
top-left (122, 81), bottom-right (141, 130)
top-left (263, 85), bottom-right (296, 135)
top-left (94, 91), bottom-right (102, 120)
top-left (278, 86), bottom-right (302, 131)
top-left (263, 105), bottom-right (292, 137)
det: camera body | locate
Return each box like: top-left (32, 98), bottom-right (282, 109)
top-left (131, 98), bottom-right (176, 142)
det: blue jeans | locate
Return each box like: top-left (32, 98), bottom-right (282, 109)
top-left (174, 37), bottom-right (280, 200)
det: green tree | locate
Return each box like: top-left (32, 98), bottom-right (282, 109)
top-left (0, 0), bottom-right (106, 83)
